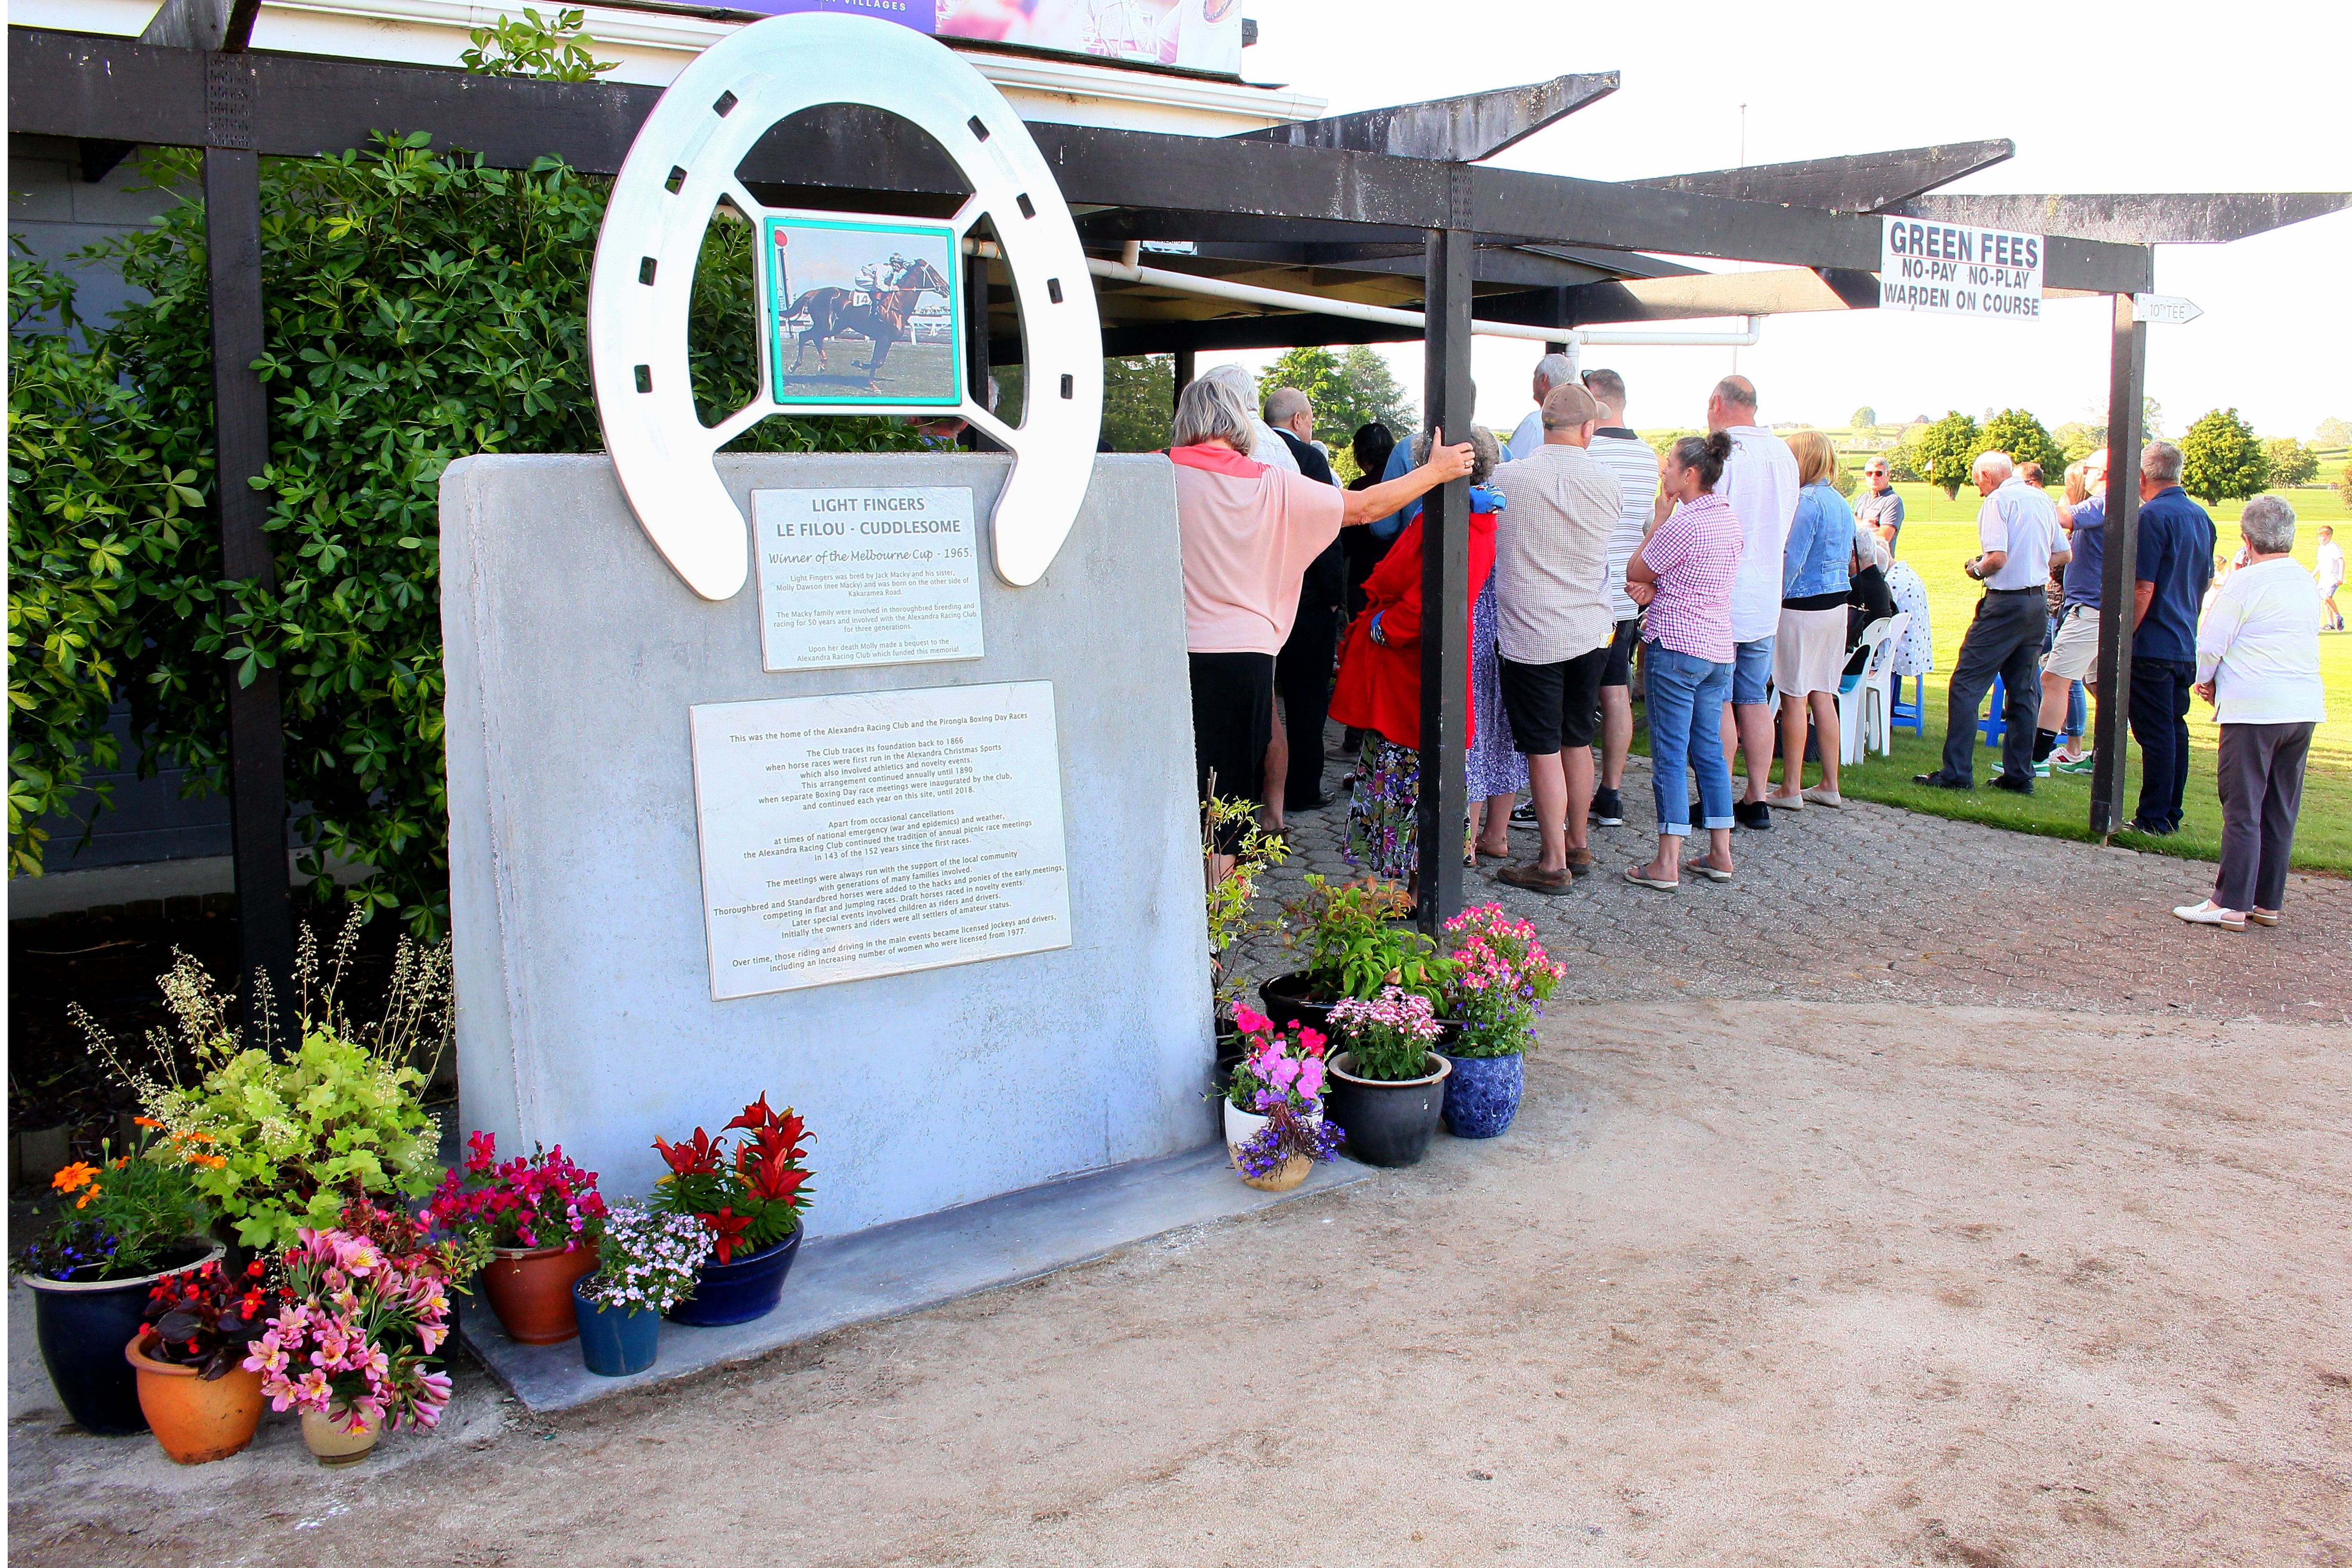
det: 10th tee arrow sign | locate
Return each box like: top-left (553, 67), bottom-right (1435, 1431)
top-left (2132, 293), bottom-right (2203, 326)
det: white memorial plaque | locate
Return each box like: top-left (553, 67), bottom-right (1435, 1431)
top-left (754, 487), bottom-right (985, 671)
top-left (1879, 215), bottom-right (2044, 322)
top-left (689, 681), bottom-right (1071, 999)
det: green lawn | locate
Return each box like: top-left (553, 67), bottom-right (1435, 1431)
top-left (1802, 500), bottom-right (2350, 875)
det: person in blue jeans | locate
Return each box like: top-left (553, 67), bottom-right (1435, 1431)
top-left (1621, 432), bottom-right (1744, 889)
top-left (2126, 440), bottom-right (2217, 835)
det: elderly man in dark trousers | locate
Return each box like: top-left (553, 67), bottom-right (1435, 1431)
top-left (1915, 449), bottom-right (2056, 794)
top-left (2125, 439), bottom-right (2218, 835)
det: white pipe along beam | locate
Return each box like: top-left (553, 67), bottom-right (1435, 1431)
top-left (962, 240), bottom-right (1761, 348)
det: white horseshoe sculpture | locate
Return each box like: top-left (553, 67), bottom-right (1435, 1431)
top-left (588, 14), bottom-right (1104, 599)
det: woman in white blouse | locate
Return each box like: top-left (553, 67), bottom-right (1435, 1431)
top-left (2174, 497), bottom-right (2328, 931)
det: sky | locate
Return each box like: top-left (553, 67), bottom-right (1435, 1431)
top-left (1217, 0), bottom-right (2350, 443)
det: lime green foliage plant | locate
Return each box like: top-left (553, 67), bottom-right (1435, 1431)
top-left (88, 916), bottom-right (451, 1251)
top-left (1279, 873), bottom-right (1461, 1003)
top-left (2181, 407), bottom-right (2270, 503)
top-left (5, 14), bottom-right (925, 933)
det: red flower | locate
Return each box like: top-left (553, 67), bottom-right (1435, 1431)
top-left (653, 1128), bottom-right (722, 1177)
top-left (724, 1093), bottom-right (783, 1133)
top-left (743, 1150), bottom-right (808, 1207)
top-left (701, 1207), bottom-right (755, 1266)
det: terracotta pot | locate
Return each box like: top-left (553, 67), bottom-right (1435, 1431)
top-left (1223, 1100), bottom-right (1321, 1192)
top-left (124, 1330), bottom-right (264, 1465)
top-left (301, 1406), bottom-right (380, 1467)
top-left (479, 1243), bottom-right (598, 1345)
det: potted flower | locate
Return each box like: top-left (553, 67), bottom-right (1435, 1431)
top-left (83, 919), bottom-right (451, 1255)
top-left (647, 1094), bottom-right (812, 1327)
top-left (1435, 906), bottom-right (1567, 1138)
top-left (1321, 988), bottom-right (1452, 1168)
top-left (1263, 874), bottom-right (1461, 1035)
top-left (126, 1257), bottom-right (286, 1464)
top-left (246, 1203), bottom-right (455, 1466)
top-left (12, 1124), bottom-right (219, 1437)
top-left (1222, 1009), bottom-right (1343, 1192)
top-left (571, 1200), bottom-right (711, 1377)
top-left (425, 1133), bottom-right (607, 1345)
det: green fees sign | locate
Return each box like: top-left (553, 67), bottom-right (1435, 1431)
top-left (1879, 215), bottom-right (2044, 322)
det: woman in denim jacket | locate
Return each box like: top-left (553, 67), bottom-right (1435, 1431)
top-left (1765, 432), bottom-right (1860, 810)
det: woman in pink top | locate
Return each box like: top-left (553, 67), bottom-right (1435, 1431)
top-left (1169, 374), bottom-right (1471, 867)
top-left (1623, 431), bottom-right (1744, 891)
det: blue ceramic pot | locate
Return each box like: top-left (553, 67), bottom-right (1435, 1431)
top-left (664, 1228), bottom-right (802, 1328)
top-left (1439, 1051), bottom-right (1524, 1138)
top-left (23, 1240), bottom-right (221, 1436)
top-left (572, 1279), bottom-right (660, 1377)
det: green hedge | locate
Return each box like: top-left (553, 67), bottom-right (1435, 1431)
top-left (7, 136), bottom-right (925, 936)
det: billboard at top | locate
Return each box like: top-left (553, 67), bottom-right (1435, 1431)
top-left (732, 0), bottom-right (1244, 76)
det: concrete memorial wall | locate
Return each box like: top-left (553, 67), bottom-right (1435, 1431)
top-left (441, 452), bottom-right (1211, 1236)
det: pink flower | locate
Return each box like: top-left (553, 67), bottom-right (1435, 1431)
top-left (1232, 1006), bottom-right (1271, 1035)
top-left (1296, 1058), bottom-right (1326, 1099)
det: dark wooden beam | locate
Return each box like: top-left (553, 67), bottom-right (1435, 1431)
top-left (1893, 191), bottom-right (2352, 244)
top-left (1555, 266), bottom-right (1882, 325)
top-left (8, 28), bottom-right (2157, 293)
top-left (202, 133), bottom-right (294, 1011)
top-left (1623, 139), bottom-right (2014, 213)
top-left (2089, 294), bottom-right (2146, 837)
top-left (1415, 214), bottom-right (1473, 934)
top-left (1232, 72), bottom-right (1619, 162)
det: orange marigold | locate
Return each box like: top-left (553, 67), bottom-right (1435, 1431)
top-left (51, 1162), bottom-right (100, 1194)
top-left (133, 1116), bottom-right (163, 1129)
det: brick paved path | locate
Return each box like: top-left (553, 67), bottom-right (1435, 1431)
top-left (1238, 742), bottom-right (2352, 1024)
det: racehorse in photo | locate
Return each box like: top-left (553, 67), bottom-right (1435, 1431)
top-left (786, 256), bottom-right (953, 384)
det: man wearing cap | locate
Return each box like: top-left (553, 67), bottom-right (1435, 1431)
top-left (1486, 382), bottom-right (1624, 892)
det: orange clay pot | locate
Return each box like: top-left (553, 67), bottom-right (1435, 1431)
top-left (479, 1243), bottom-right (599, 1345)
top-left (124, 1330), bottom-right (265, 1465)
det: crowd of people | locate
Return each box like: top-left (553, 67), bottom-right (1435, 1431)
top-left (1168, 359), bottom-right (2329, 925)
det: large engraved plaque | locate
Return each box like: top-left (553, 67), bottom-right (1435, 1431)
top-left (689, 681), bottom-right (1071, 998)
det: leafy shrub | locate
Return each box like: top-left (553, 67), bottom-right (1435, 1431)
top-left (1279, 873), bottom-right (1460, 1003)
top-left (8, 127), bottom-right (925, 932)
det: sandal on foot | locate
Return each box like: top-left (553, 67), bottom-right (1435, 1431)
top-left (1623, 867), bottom-right (1679, 891)
top-left (2247, 908), bottom-right (2280, 927)
top-left (1680, 859), bottom-right (1733, 883)
top-left (2171, 900), bottom-right (2246, 931)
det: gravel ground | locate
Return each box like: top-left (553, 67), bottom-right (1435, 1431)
top-left (10, 767), bottom-right (2348, 1566)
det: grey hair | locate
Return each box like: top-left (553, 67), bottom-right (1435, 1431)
top-left (1172, 374), bottom-right (1255, 454)
top-left (1533, 352), bottom-right (1577, 392)
top-left (1411, 425), bottom-right (1502, 486)
top-left (1971, 449), bottom-right (2015, 483)
top-left (1199, 362), bottom-right (1256, 398)
top-left (2240, 494), bottom-right (2296, 555)
top-left (2142, 439), bottom-right (2184, 484)
top-left (1263, 385), bottom-right (1311, 425)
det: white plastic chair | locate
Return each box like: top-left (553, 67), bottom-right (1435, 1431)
top-left (1836, 615), bottom-right (1903, 766)
top-left (1862, 611), bottom-right (1909, 757)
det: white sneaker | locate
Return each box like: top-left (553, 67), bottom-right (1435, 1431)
top-left (2171, 900), bottom-right (2246, 932)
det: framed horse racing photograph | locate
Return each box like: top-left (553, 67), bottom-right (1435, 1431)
top-left (760, 212), bottom-right (963, 409)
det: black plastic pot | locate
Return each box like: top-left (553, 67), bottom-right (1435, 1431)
top-left (1323, 1051), bottom-right (1451, 1168)
top-left (1257, 972), bottom-right (1339, 1038)
top-left (23, 1238), bottom-right (220, 1436)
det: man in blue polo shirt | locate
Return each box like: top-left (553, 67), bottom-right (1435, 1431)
top-left (2126, 440), bottom-right (2217, 835)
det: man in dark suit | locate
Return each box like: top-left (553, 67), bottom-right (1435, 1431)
top-left (1263, 384), bottom-right (1346, 820)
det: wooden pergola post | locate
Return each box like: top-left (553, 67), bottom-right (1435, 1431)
top-left (200, 44), bottom-right (294, 1010)
top-left (2089, 292), bottom-right (2147, 837)
top-left (1414, 208), bottom-right (1474, 934)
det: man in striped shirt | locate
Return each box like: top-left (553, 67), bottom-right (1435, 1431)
top-left (1578, 368), bottom-right (1658, 828)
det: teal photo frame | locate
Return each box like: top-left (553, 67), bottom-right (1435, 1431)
top-left (760, 213), bottom-right (963, 409)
